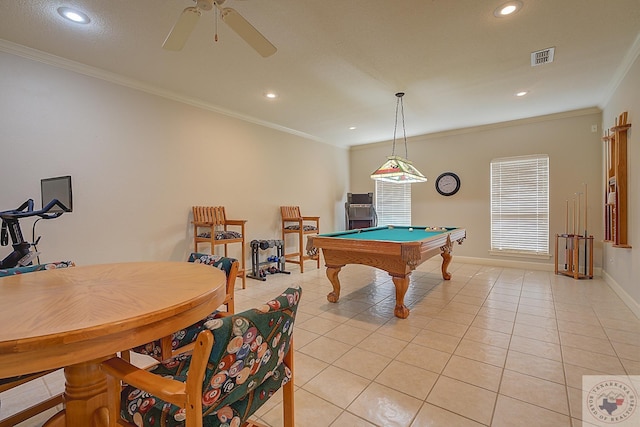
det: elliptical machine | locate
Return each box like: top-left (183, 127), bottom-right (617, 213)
top-left (0, 198), bottom-right (68, 269)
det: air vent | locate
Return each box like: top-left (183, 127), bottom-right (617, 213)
top-left (531, 47), bottom-right (555, 66)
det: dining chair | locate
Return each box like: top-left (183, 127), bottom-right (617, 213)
top-left (101, 286), bottom-right (301, 427)
top-left (192, 206), bottom-right (247, 288)
top-left (280, 205), bottom-right (320, 273)
top-left (123, 254), bottom-right (238, 362)
top-left (0, 261), bottom-right (74, 427)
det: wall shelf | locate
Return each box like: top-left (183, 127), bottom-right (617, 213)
top-left (602, 112), bottom-right (631, 248)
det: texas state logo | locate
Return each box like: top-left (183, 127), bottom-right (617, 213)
top-left (583, 376), bottom-right (639, 426)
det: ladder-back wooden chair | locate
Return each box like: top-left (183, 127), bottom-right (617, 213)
top-left (122, 254), bottom-right (238, 363)
top-left (192, 206), bottom-right (246, 288)
top-left (0, 261), bottom-right (74, 427)
top-left (280, 206), bottom-right (320, 273)
top-left (101, 286), bottom-right (301, 427)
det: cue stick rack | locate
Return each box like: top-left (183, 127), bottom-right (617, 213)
top-left (602, 111), bottom-right (631, 248)
top-left (554, 183), bottom-right (593, 279)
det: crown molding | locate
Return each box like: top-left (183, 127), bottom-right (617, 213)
top-left (0, 39), bottom-right (326, 145)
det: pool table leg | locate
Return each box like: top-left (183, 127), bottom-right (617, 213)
top-left (391, 276), bottom-right (410, 319)
top-left (441, 250), bottom-right (453, 280)
top-left (325, 265), bottom-right (343, 303)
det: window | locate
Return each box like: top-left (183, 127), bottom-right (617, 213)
top-left (490, 154), bottom-right (549, 256)
top-left (375, 181), bottom-right (411, 226)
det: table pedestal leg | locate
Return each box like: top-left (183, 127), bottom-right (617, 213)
top-left (440, 251), bottom-right (452, 280)
top-left (391, 276), bottom-right (410, 319)
top-left (326, 266), bottom-right (343, 303)
top-left (43, 359), bottom-right (110, 427)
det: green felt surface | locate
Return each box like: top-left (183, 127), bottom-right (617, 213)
top-left (318, 226), bottom-right (456, 242)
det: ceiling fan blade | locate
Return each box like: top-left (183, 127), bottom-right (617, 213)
top-left (163, 7), bottom-right (201, 51)
top-left (220, 7), bottom-right (277, 57)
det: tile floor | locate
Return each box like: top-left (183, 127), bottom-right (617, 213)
top-left (2, 259), bottom-right (639, 426)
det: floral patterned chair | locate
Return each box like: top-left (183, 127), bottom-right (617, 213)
top-left (0, 261), bottom-right (74, 427)
top-left (0, 260), bottom-right (75, 276)
top-left (123, 253), bottom-right (239, 362)
top-left (101, 286), bottom-right (301, 427)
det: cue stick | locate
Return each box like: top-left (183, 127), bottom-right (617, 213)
top-left (584, 183), bottom-right (588, 276)
top-left (575, 192), bottom-right (582, 235)
top-left (573, 193), bottom-right (579, 234)
top-left (565, 199), bottom-right (569, 270)
top-left (575, 194), bottom-right (579, 273)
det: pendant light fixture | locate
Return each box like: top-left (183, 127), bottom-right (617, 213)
top-left (370, 92), bottom-right (427, 183)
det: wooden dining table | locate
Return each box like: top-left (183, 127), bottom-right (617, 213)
top-left (0, 261), bottom-right (226, 427)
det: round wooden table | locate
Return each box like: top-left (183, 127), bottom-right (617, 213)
top-left (0, 261), bottom-right (226, 427)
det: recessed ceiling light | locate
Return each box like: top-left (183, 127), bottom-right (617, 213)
top-left (516, 91), bottom-right (528, 97)
top-left (264, 92), bottom-right (278, 99)
top-left (57, 7), bottom-right (91, 24)
top-left (349, 126), bottom-right (357, 130)
top-left (494, 1), bottom-right (523, 17)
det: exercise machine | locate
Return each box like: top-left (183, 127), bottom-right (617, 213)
top-left (0, 198), bottom-right (68, 269)
top-left (345, 192), bottom-right (377, 230)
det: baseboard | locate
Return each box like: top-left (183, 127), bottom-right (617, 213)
top-left (602, 270), bottom-right (640, 319)
top-left (454, 255), bottom-right (603, 277)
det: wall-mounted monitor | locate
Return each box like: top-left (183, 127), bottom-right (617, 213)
top-left (41, 175), bottom-right (73, 213)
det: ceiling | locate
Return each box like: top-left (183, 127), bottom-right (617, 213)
top-left (1, 0), bottom-right (639, 147)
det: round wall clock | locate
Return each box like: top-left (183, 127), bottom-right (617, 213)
top-left (435, 172), bottom-right (461, 196)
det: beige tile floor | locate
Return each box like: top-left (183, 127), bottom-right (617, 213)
top-left (2, 259), bottom-right (639, 426)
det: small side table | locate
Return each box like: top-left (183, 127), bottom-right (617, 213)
top-left (555, 234), bottom-right (593, 279)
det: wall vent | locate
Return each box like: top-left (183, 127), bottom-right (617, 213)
top-left (531, 47), bottom-right (555, 66)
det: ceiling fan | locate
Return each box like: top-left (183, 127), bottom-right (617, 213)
top-left (163, 0), bottom-right (276, 57)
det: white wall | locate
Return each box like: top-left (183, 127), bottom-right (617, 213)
top-left (350, 110), bottom-right (604, 269)
top-left (0, 51), bottom-right (349, 266)
top-left (602, 51), bottom-right (639, 315)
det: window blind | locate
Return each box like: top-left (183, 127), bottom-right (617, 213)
top-left (490, 154), bottom-right (549, 255)
top-left (375, 181), bottom-right (411, 226)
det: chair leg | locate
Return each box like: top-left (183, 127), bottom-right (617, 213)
top-left (105, 374), bottom-right (121, 427)
top-left (283, 343), bottom-right (295, 427)
top-left (240, 238), bottom-right (246, 289)
top-left (298, 229), bottom-right (304, 273)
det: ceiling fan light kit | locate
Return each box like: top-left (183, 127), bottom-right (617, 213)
top-left (163, 0), bottom-right (276, 57)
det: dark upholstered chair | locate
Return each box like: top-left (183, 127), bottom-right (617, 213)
top-left (123, 254), bottom-right (239, 363)
top-left (192, 206), bottom-right (247, 289)
top-left (101, 286), bottom-right (301, 427)
top-left (280, 206), bottom-right (320, 273)
top-left (0, 261), bottom-right (74, 427)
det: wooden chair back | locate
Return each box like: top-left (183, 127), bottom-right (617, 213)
top-left (281, 205), bottom-right (302, 221)
top-left (193, 206), bottom-right (227, 226)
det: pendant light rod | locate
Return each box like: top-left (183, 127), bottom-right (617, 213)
top-left (391, 92), bottom-right (407, 158)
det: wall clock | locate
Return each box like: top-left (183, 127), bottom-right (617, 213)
top-left (435, 172), bottom-right (460, 196)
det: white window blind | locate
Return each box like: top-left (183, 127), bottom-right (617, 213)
top-left (375, 181), bottom-right (411, 226)
top-left (490, 154), bottom-right (549, 255)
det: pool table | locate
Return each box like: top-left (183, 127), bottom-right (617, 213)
top-left (307, 226), bottom-right (466, 319)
